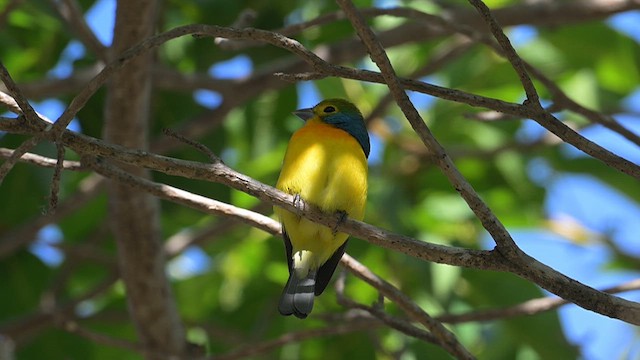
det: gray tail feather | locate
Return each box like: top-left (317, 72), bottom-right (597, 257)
top-left (278, 271), bottom-right (317, 319)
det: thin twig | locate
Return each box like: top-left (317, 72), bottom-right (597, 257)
top-left (48, 143), bottom-right (66, 213)
top-left (438, 278), bottom-right (640, 324)
top-left (0, 63), bottom-right (52, 185)
top-left (212, 319), bottom-right (377, 360)
top-left (0, 136), bottom-right (43, 185)
top-left (525, 64), bottom-right (640, 147)
top-left (161, 128), bottom-right (221, 163)
top-left (335, 268), bottom-right (440, 345)
top-left (84, 156), bottom-right (280, 236)
top-left (466, 0), bottom-right (539, 105)
top-left (340, 254), bottom-right (475, 360)
top-left (214, 8), bottom-right (258, 50)
top-left (0, 62), bottom-right (41, 125)
top-left (0, 148), bottom-right (84, 170)
top-left (51, 24), bottom-right (323, 136)
top-left (57, 320), bottom-right (189, 360)
top-left (336, 0), bottom-right (640, 328)
top-left (164, 203), bottom-right (271, 257)
top-left (0, 90), bottom-right (22, 114)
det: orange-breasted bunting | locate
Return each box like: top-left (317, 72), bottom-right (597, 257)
top-left (275, 99), bottom-right (370, 318)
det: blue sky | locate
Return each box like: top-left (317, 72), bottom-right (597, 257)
top-left (26, 1), bottom-right (640, 358)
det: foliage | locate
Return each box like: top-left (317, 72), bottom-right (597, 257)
top-left (1, 0), bottom-right (639, 359)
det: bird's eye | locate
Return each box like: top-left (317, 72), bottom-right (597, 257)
top-left (323, 106), bottom-right (336, 113)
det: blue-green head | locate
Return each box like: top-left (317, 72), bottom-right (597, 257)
top-left (293, 98), bottom-right (370, 158)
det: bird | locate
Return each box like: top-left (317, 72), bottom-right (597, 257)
top-left (274, 98), bottom-right (370, 319)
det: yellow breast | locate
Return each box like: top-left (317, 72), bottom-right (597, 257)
top-left (275, 119), bottom-right (368, 267)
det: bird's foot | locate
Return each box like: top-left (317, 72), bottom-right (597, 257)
top-left (292, 194), bottom-right (305, 212)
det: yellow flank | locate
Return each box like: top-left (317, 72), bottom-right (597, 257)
top-left (275, 117), bottom-right (368, 269)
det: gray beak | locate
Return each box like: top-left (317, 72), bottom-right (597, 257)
top-left (292, 108), bottom-right (314, 121)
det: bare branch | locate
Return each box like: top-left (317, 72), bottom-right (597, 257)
top-left (4, 18), bottom-right (636, 179)
top-left (0, 64), bottom-right (51, 185)
top-left (213, 319), bottom-right (376, 360)
top-left (0, 90), bottom-right (22, 114)
top-left (466, 0), bottom-right (540, 105)
top-left (164, 220), bottom-right (239, 257)
top-left (1, 4), bottom-right (639, 343)
top-left (0, 63), bottom-right (40, 124)
top-left (0, 148), bottom-right (84, 170)
top-left (335, 265), bottom-right (440, 345)
top-left (59, 320), bottom-right (146, 354)
top-left (220, 1), bottom-right (639, 51)
top-left (213, 8), bottom-right (258, 50)
top-left (275, 65), bottom-right (640, 179)
top-left (335, 0), bottom-right (521, 262)
top-left (438, 278), bottom-right (640, 324)
top-left (84, 156), bottom-right (280, 236)
top-left (526, 65), bottom-right (640, 147)
top-left (335, 0), bottom-right (640, 326)
top-left (0, 136), bottom-right (43, 185)
top-left (48, 143), bottom-right (66, 213)
top-left (2, 114), bottom-right (639, 324)
top-left (161, 128), bottom-right (221, 163)
top-left (340, 254), bottom-right (474, 360)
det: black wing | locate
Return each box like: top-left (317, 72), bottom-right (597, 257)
top-left (314, 240), bottom-right (348, 295)
top-left (282, 227), bottom-right (293, 274)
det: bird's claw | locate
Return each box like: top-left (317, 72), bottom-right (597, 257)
top-left (292, 194), bottom-right (304, 211)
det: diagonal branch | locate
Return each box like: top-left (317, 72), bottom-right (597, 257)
top-left (466, 0), bottom-right (540, 105)
top-left (0, 148), bottom-right (84, 170)
top-left (213, 319), bottom-right (377, 360)
top-left (335, 0), bottom-right (640, 326)
top-left (0, 65), bottom-right (52, 186)
top-left (340, 254), bottom-right (474, 359)
top-left (84, 156), bottom-right (279, 236)
top-left (438, 278), bottom-right (640, 324)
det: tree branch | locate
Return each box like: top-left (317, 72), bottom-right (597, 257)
top-left (466, 0), bottom-right (540, 105)
top-left (2, 113), bottom-right (640, 323)
top-left (213, 319), bottom-right (377, 360)
top-left (340, 255), bottom-right (472, 359)
top-left (335, 0), bottom-right (640, 326)
top-left (0, 148), bottom-right (84, 170)
top-left (438, 278), bottom-right (640, 324)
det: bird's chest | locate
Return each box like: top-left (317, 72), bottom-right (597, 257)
top-left (277, 124), bottom-right (368, 213)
